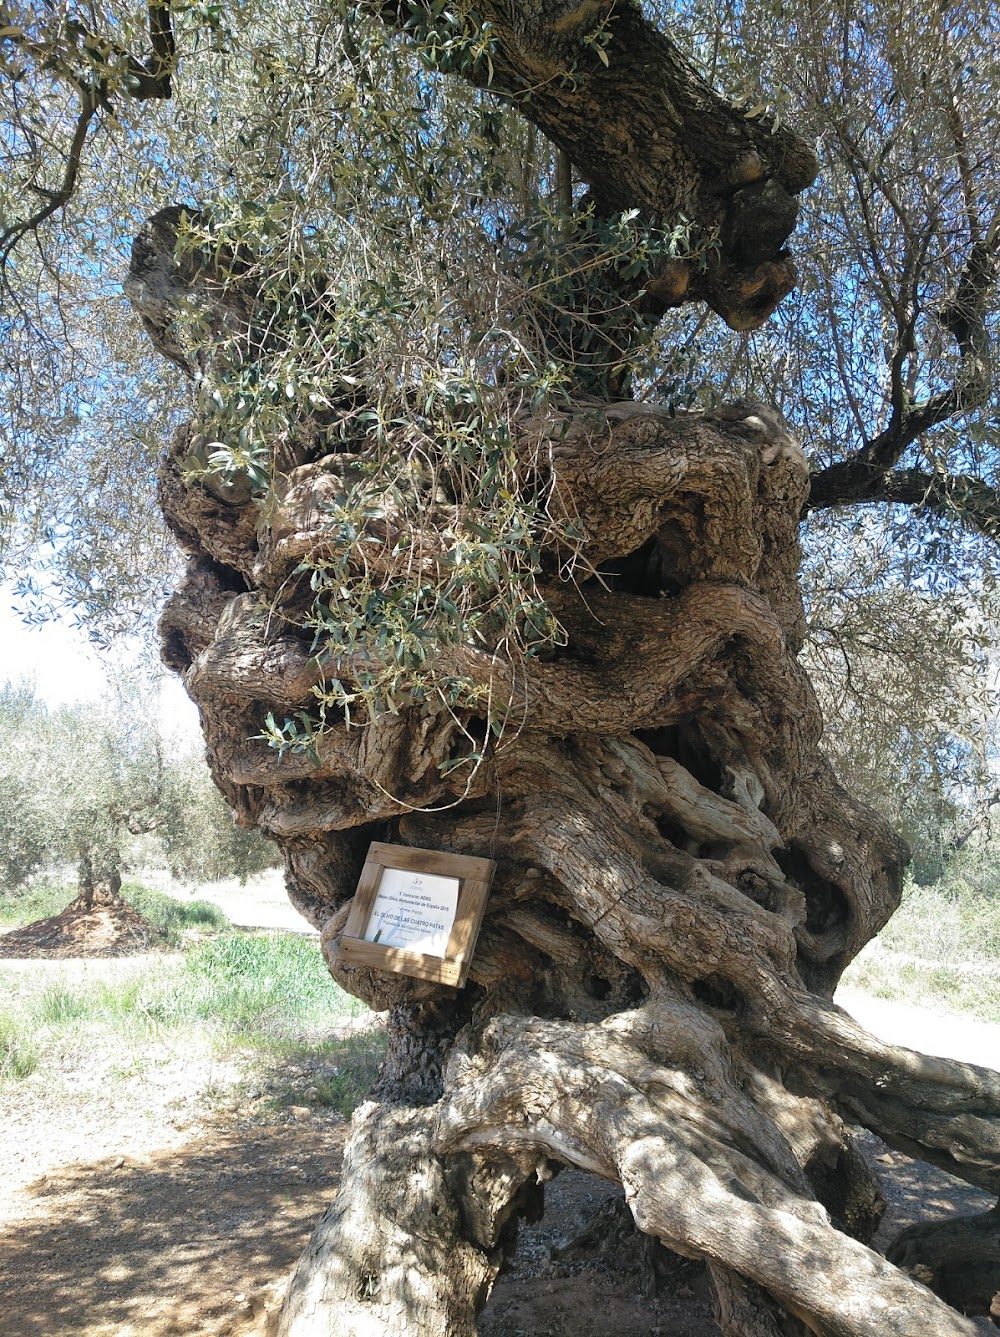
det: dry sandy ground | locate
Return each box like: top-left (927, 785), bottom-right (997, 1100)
top-left (0, 949), bottom-right (364, 1337)
top-left (1, 877), bottom-right (997, 1336)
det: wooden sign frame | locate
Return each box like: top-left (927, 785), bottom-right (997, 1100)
top-left (337, 842), bottom-right (495, 988)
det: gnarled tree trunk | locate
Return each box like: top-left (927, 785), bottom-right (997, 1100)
top-left (125, 6), bottom-right (1000, 1333)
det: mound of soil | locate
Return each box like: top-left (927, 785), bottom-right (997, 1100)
top-left (0, 886), bottom-right (159, 959)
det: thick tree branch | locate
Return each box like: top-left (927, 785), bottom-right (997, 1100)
top-left (0, 94), bottom-right (97, 263)
top-left (810, 464), bottom-right (1000, 541)
top-left (808, 232), bottom-right (1000, 524)
top-left (0, 0), bottom-right (175, 262)
top-left (380, 0), bottom-right (819, 331)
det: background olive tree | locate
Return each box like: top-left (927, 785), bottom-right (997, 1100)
top-left (0, 677), bottom-right (278, 898)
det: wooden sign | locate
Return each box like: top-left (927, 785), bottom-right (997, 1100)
top-left (337, 842), bottom-right (495, 988)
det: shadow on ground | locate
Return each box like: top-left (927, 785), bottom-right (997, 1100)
top-left (858, 1129), bottom-right (996, 1247)
top-left (0, 1103), bottom-right (993, 1337)
top-left (0, 1120), bottom-right (347, 1337)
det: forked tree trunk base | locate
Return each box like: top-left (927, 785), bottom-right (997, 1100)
top-left (277, 1102), bottom-right (534, 1337)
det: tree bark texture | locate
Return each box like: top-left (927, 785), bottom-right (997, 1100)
top-left (125, 22), bottom-right (1000, 1333)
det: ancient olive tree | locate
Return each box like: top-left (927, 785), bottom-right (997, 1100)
top-left (5, 0), bottom-right (1000, 1332)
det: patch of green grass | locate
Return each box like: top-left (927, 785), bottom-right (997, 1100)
top-left (121, 882), bottom-right (230, 945)
top-left (6, 930), bottom-right (366, 1051)
top-left (842, 882), bottom-right (1000, 1023)
top-left (37, 985), bottom-right (92, 1024)
top-left (0, 881), bottom-right (73, 927)
top-left (0, 1014), bottom-right (38, 1080)
top-left (177, 932), bottom-right (363, 1040)
top-left (26, 971), bottom-right (179, 1035)
top-left (262, 1030), bottom-right (387, 1119)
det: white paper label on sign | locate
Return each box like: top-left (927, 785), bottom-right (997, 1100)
top-left (363, 868), bottom-right (460, 957)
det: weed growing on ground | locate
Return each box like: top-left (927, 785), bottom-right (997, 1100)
top-left (841, 872), bottom-right (1000, 1021)
top-left (0, 1014), bottom-right (38, 1080)
top-left (0, 881), bottom-right (73, 926)
top-left (37, 985), bottom-right (92, 1024)
top-left (261, 1031), bottom-right (388, 1119)
top-left (0, 923), bottom-right (371, 1093)
top-left (122, 882), bottom-right (230, 945)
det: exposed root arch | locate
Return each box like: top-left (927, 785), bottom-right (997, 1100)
top-left (279, 1007), bottom-right (985, 1337)
top-left (435, 1011), bottom-right (984, 1337)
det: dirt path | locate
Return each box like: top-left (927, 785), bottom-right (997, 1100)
top-left (0, 952), bottom-right (359, 1337)
top-left (0, 1118), bottom-right (348, 1337)
top-left (141, 871), bottom-right (315, 936)
top-left (836, 986), bottom-right (1000, 1069)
